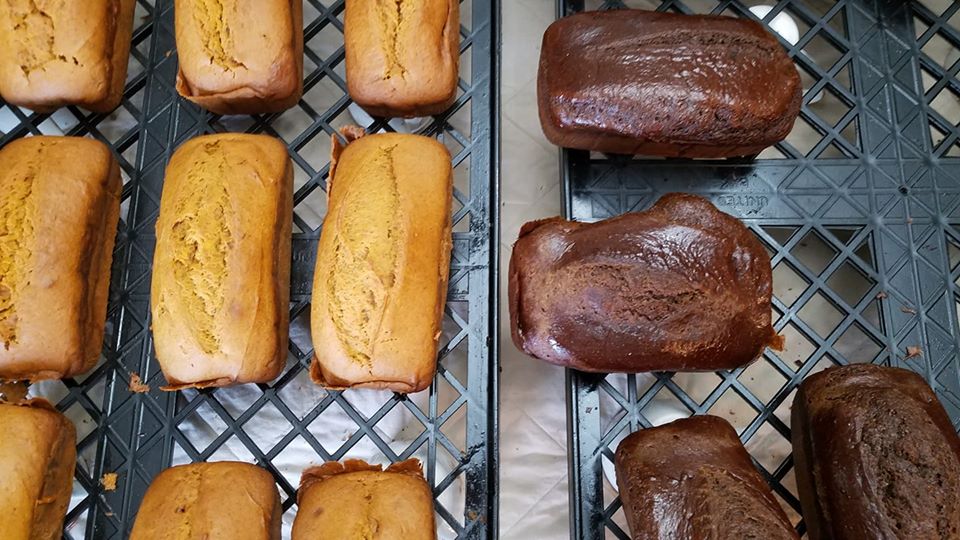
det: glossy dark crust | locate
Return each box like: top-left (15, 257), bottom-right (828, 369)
top-left (614, 416), bottom-right (799, 540)
top-left (508, 193), bottom-right (778, 373)
top-left (537, 10), bottom-right (802, 157)
top-left (791, 364), bottom-right (960, 540)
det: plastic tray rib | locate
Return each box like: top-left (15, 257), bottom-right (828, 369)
top-left (0, 0), bottom-right (499, 538)
top-left (559, 0), bottom-right (960, 538)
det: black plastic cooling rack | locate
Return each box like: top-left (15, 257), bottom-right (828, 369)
top-left (559, 0), bottom-right (960, 538)
top-left (0, 0), bottom-right (499, 538)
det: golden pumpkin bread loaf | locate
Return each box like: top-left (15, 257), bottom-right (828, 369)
top-left (174, 0), bottom-right (303, 114)
top-left (0, 398), bottom-right (77, 540)
top-left (130, 462), bottom-right (281, 540)
top-left (345, 0), bottom-right (459, 117)
top-left (0, 0), bottom-right (136, 113)
top-left (310, 129), bottom-right (453, 393)
top-left (0, 136), bottom-right (121, 382)
top-left (292, 459), bottom-right (436, 539)
top-left (151, 133), bottom-right (292, 390)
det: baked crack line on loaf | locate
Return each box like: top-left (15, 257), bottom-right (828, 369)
top-left (172, 465), bottom-right (201, 538)
top-left (170, 142), bottom-right (233, 355)
top-left (194, 0), bottom-right (246, 71)
top-left (9, 0), bottom-right (77, 76)
top-left (326, 145), bottom-right (401, 371)
top-left (378, 0), bottom-right (408, 80)
top-left (0, 153), bottom-right (36, 349)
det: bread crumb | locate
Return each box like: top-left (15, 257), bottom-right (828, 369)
top-left (129, 374), bottom-right (150, 394)
top-left (906, 346), bottom-right (923, 358)
top-left (101, 473), bottom-right (118, 491)
top-left (770, 333), bottom-right (786, 352)
top-left (875, 291), bottom-right (887, 299)
top-left (900, 306), bottom-right (917, 314)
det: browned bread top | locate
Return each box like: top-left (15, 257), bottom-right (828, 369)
top-left (0, 398), bottom-right (77, 540)
top-left (151, 133), bottom-right (292, 390)
top-left (130, 461), bottom-right (282, 540)
top-left (293, 459), bottom-right (436, 540)
top-left (615, 415), bottom-right (798, 539)
top-left (345, 0), bottom-right (459, 117)
top-left (537, 9), bottom-right (801, 157)
top-left (509, 193), bottom-right (778, 372)
top-left (792, 364), bottom-right (960, 540)
top-left (0, 0), bottom-right (136, 112)
top-left (174, 0), bottom-right (303, 114)
top-left (310, 130), bottom-right (453, 393)
top-left (0, 136), bottom-right (121, 382)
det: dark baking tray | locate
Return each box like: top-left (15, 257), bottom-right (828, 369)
top-left (0, 0), bottom-right (499, 538)
top-left (558, 0), bottom-right (960, 538)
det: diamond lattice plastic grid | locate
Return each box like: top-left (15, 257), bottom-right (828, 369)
top-left (559, 0), bottom-right (960, 538)
top-left (0, 0), bottom-right (497, 538)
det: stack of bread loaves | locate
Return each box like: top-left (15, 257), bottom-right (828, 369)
top-left (0, 0), bottom-right (458, 537)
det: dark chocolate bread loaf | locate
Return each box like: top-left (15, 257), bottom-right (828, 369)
top-left (508, 193), bottom-right (778, 372)
top-left (615, 415), bottom-right (799, 540)
top-left (537, 9), bottom-right (802, 157)
top-left (792, 364), bottom-right (960, 540)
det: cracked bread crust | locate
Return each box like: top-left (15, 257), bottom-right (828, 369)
top-left (130, 462), bottom-right (281, 540)
top-left (310, 129), bottom-right (453, 393)
top-left (174, 0), bottom-right (303, 115)
top-left (345, 0), bottom-right (459, 118)
top-left (151, 133), bottom-right (292, 390)
top-left (792, 364), bottom-right (960, 540)
top-left (292, 459), bottom-right (436, 540)
top-left (0, 398), bottom-right (77, 540)
top-left (0, 0), bottom-right (135, 113)
top-left (615, 416), bottom-right (798, 540)
top-left (0, 136), bottom-right (121, 382)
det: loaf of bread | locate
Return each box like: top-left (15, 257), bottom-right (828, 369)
top-left (537, 10), bottom-right (802, 157)
top-left (0, 137), bottom-right (121, 381)
top-left (0, 398), bottom-right (77, 540)
top-left (151, 133), bottom-right (292, 389)
top-left (0, 0), bottom-right (135, 113)
top-left (792, 364), bottom-right (960, 539)
top-left (615, 415), bottom-right (798, 539)
top-left (509, 193), bottom-right (778, 373)
top-left (345, 0), bottom-right (459, 117)
top-left (292, 459), bottom-right (436, 539)
top-left (174, 0), bottom-right (303, 114)
top-left (130, 462), bottom-right (281, 540)
top-left (310, 129), bottom-right (452, 393)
